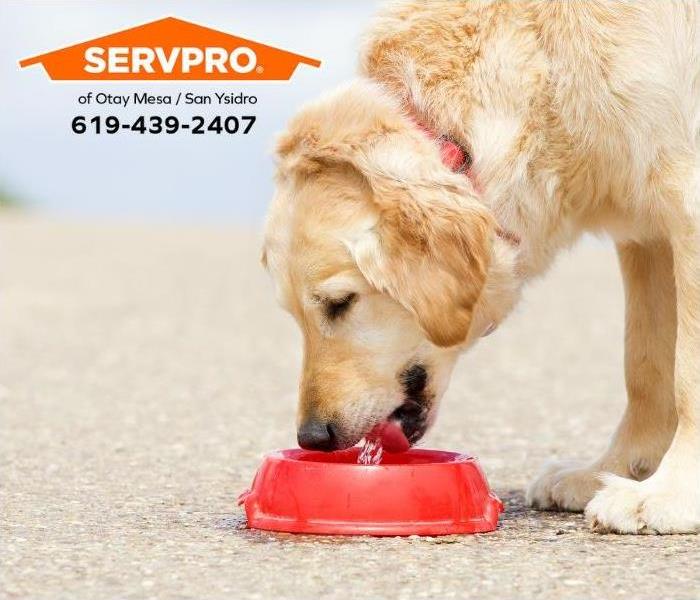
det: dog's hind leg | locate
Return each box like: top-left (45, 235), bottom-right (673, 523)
top-left (527, 240), bottom-right (677, 512)
top-left (587, 207), bottom-right (700, 533)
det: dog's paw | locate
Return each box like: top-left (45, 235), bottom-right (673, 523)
top-left (585, 473), bottom-right (700, 534)
top-left (526, 459), bottom-right (602, 512)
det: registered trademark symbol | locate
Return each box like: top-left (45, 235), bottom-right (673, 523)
top-left (256, 65), bottom-right (264, 74)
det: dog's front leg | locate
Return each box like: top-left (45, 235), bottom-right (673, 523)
top-left (527, 241), bottom-right (677, 512)
top-left (586, 203), bottom-right (700, 533)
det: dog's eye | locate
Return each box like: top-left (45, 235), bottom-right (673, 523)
top-left (325, 293), bottom-right (357, 320)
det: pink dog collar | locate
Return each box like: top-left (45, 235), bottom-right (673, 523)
top-left (414, 122), bottom-right (472, 174)
top-left (414, 119), bottom-right (521, 247)
top-left (436, 134), bottom-right (471, 174)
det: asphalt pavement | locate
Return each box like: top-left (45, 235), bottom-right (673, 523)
top-left (2, 214), bottom-right (698, 599)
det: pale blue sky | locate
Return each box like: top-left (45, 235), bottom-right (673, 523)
top-left (0, 1), bottom-right (379, 223)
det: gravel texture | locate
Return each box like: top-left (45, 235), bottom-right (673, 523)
top-left (2, 214), bottom-right (699, 600)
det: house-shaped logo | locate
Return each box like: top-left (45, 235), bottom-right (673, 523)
top-left (19, 17), bottom-right (321, 81)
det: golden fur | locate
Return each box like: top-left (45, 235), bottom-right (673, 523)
top-left (263, 0), bottom-right (700, 534)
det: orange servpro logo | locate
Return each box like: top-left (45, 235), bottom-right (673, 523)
top-left (19, 17), bottom-right (321, 81)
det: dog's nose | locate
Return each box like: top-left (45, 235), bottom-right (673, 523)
top-left (297, 418), bottom-right (338, 451)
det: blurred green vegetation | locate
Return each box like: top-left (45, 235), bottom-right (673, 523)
top-left (0, 186), bottom-right (20, 208)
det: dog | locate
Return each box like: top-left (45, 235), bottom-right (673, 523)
top-left (262, 0), bottom-right (700, 534)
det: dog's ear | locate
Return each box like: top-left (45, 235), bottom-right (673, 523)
top-left (325, 133), bottom-right (494, 347)
top-left (355, 179), bottom-right (493, 347)
top-left (274, 94), bottom-right (494, 346)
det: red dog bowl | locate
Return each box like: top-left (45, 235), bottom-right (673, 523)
top-left (238, 448), bottom-right (503, 536)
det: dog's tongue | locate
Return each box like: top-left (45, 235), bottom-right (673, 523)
top-left (368, 421), bottom-right (410, 453)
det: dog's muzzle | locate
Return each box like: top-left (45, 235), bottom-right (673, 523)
top-left (391, 363), bottom-right (431, 444)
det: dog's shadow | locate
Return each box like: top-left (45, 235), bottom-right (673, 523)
top-left (495, 489), bottom-right (587, 536)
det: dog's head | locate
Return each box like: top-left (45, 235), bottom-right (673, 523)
top-left (263, 81), bottom-right (511, 450)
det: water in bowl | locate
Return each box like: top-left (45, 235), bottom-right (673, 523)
top-left (357, 436), bottom-right (384, 465)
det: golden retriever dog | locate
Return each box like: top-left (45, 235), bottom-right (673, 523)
top-left (262, 0), bottom-right (700, 534)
